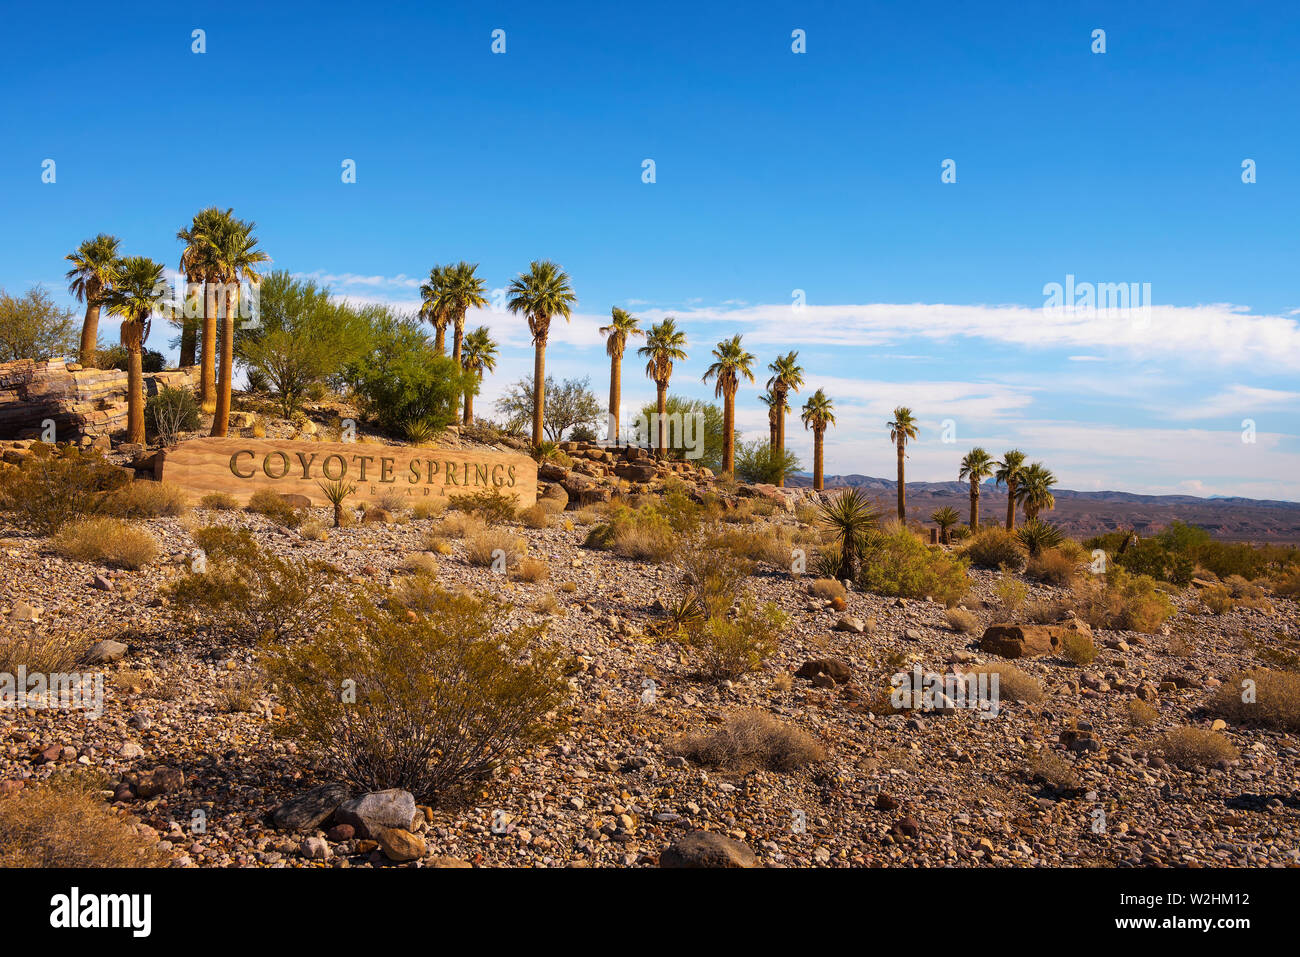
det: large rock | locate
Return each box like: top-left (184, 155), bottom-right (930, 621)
top-left (660, 831), bottom-right (758, 868)
top-left (273, 782), bottom-right (351, 831)
top-left (979, 620), bottom-right (1092, 659)
top-left (795, 658), bottom-right (852, 685)
top-left (83, 639), bottom-right (129, 664)
top-left (334, 789), bottom-right (418, 838)
top-left (375, 825), bottom-right (426, 862)
top-left (614, 463), bottom-right (657, 483)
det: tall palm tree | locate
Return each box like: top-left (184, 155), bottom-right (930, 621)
top-left (800, 389), bottom-right (835, 491)
top-left (638, 318), bottom-right (688, 459)
top-left (995, 449), bottom-right (1028, 531)
top-left (766, 351), bottom-right (804, 487)
top-left (459, 326), bottom-right (498, 425)
top-left (202, 214), bottom-right (269, 437)
top-left (419, 265), bottom-right (450, 353)
top-left (1016, 462), bottom-right (1058, 521)
top-left (599, 307), bottom-right (643, 445)
top-left (178, 207), bottom-right (231, 411)
top-left (506, 261), bottom-right (577, 449)
top-left (65, 234), bottom-right (121, 366)
top-left (102, 257), bottom-right (166, 445)
top-left (702, 334), bottom-right (756, 477)
top-left (759, 388), bottom-right (780, 450)
top-left (958, 447), bottom-right (996, 531)
top-left (887, 406), bottom-right (919, 522)
top-left (439, 261), bottom-right (488, 369)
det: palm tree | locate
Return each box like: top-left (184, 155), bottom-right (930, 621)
top-left (506, 261), bottom-right (577, 449)
top-left (702, 334), bottom-right (756, 477)
top-left (460, 326), bottom-right (498, 425)
top-left (766, 351), bottom-right (804, 488)
top-left (102, 257), bottom-right (166, 444)
top-left (995, 449), bottom-right (1028, 531)
top-left (817, 487), bottom-right (880, 581)
top-left (202, 214), bottom-right (269, 437)
top-left (931, 506), bottom-right (960, 544)
top-left (958, 447), bottom-right (996, 531)
top-left (638, 318), bottom-right (688, 459)
top-left (887, 407), bottom-right (919, 522)
top-left (759, 388), bottom-right (780, 450)
top-left (65, 234), bottom-right (121, 366)
top-left (419, 265), bottom-right (450, 353)
top-left (599, 307), bottom-right (643, 445)
top-left (439, 261), bottom-right (488, 369)
top-left (178, 207), bottom-right (231, 411)
top-left (1016, 462), bottom-right (1058, 521)
top-left (800, 389), bottom-right (835, 491)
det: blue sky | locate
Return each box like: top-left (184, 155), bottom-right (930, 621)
top-left (2, 1), bottom-right (1298, 498)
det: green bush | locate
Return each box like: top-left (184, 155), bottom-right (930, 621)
top-left (1016, 518), bottom-right (1064, 556)
top-left (685, 599), bottom-right (788, 680)
top-left (246, 489), bottom-right (303, 528)
top-left (734, 439), bottom-right (801, 485)
top-left (97, 345), bottom-right (165, 372)
top-left (962, 527), bottom-right (1026, 571)
top-left (446, 486), bottom-right (519, 526)
top-left (856, 527), bottom-right (969, 605)
top-left (0, 443), bottom-right (130, 533)
top-left (1114, 538), bottom-right (1194, 586)
top-left (145, 385), bottom-right (201, 444)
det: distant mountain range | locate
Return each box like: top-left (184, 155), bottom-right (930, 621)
top-left (786, 474), bottom-right (1300, 543)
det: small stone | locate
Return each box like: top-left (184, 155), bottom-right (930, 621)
top-left (374, 826), bottom-right (425, 862)
top-left (299, 837), bottom-right (331, 860)
top-left (84, 639), bottom-right (128, 664)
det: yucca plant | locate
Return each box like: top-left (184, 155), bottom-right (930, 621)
top-left (816, 488), bottom-right (881, 581)
top-left (1017, 518), bottom-right (1065, 556)
top-left (403, 417), bottom-right (438, 445)
top-left (931, 506), bottom-right (961, 544)
top-left (317, 478), bottom-right (357, 528)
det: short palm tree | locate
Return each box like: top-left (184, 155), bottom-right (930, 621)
top-left (599, 307), bottom-right (643, 445)
top-left (178, 207), bottom-right (231, 411)
top-left (506, 261), bottom-right (577, 449)
top-left (702, 334), bottom-right (756, 477)
top-left (65, 234), bottom-right (122, 366)
top-left (995, 450), bottom-right (1028, 530)
top-left (638, 318), bottom-right (688, 458)
top-left (817, 487), bottom-right (881, 581)
top-left (958, 447), bottom-right (996, 531)
top-left (440, 261), bottom-right (488, 369)
top-left (1016, 462), bottom-right (1058, 521)
top-left (419, 265), bottom-right (450, 353)
top-left (201, 213), bottom-right (269, 437)
top-left (931, 506), bottom-right (960, 544)
top-left (766, 351), bottom-right (804, 487)
top-left (887, 407), bottom-right (919, 522)
top-left (102, 257), bottom-right (166, 444)
top-left (459, 326), bottom-right (498, 425)
top-left (800, 389), bottom-right (835, 491)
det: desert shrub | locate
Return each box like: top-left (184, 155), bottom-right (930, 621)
top-left (676, 535), bottom-right (756, 621)
top-left (992, 573), bottom-right (1029, 614)
top-left (51, 516), bottom-right (157, 569)
top-left (519, 503), bottom-right (551, 529)
top-left (98, 345), bottom-right (164, 373)
top-left (962, 528), bottom-right (1026, 571)
top-left (447, 487), bottom-right (519, 526)
top-left (214, 670), bottom-right (265, 713)
top-left (199, 491), bottom-right (239, 510)
top-left (584, 504), bottom-right (678, 563)
top-left (411, 498), bottom-right (448, 521)
top-left (1016, 519), bottom-right (1065, 557)
top-left (0, 623), bottom-right (84, 674)
top-left (0, 774), bottom-right (165, 867)
top-left (429, 512), bottom-right (485, 542)
top-left (0, 443), bottom-right (130, 533)
top-left (1272, 567), bottom-right (1300, 601)
top-left (1071, 568), bottom-right (1175, 634)
top-left (1026, 751), bottom-right (1080, 791)
top-left (1025, 547), bottom-right (1076, 587)
top-left (945, 608), bottom-right (980, 634)
top-left (168, 526), bottom-right (335, 642)
top-left (1200, 585), bottom-right (1236, 615)
top-left (1060, 631), bottom-right (1099, 665)
top-left (685, 599), bottom-right (787, 680)
top-left (246, 489), bottom-right (303, 528)
top-left (145, 385), bottom-right (201, 445)
top-left (1155, 727), bottom-right (1239, 768)
top-left (713, 524), bottom-right (794, 566)
top-left (1209, 670), bottom-right (1300, 732)
top-left (374, 488), bottom-right (411, 514)
top-left (1115, 538), bottom-right (1194, 586)
top-left (514, 557), bottom-right (550, 583)
top-left (855, 527), bottom-right (969, 606)
top-left (103, 481), bottom-right (189, 519)
top-left (260, 587), bottom-right (567, 801)
top-left (808, 577), bottom-right (846, 601)
top-left (674, 709), bottom-right (824, 771)
top-left (734, 440), bottom-right (801, 485)
top-left (967, 663), bottom-right (1042, 703)
top-left (465, 529), bottom-right (525, 569)
top-left (1126, 699), bottom-right (1158, 727)
top-left (299, 518), bottom-right (329, 541)
top-left (1024, 598), bottom-right (1069, 624)
top-left (533, 593), bottom-right (559, 615)
top-left (658, 481), bottom-right (704, 536)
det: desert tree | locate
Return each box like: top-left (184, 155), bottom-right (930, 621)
top-left (419, 265), bottom-right (450, 354)
top-left (702, 334), bottom-right (756, 478)
top-left (766, 351), bottom-right (804, 487)
top-left (958, 447), bottom-right (995, 531)
top-left (800, 389), bottom-right (835, 492)
top-left (65, 233), bottom-right (121, 366)
top-left (459, 325), bottom-right (498, 425)
top-left (1016, 462), bottom-right (1058, 521)
top-left (995, 449), bottom-right (1028, 530)
top-left (638, 317), bottom-right (688, 458)
top-left (599, 306), bottom-right (643, 445)
top-left (202, 213), bottom-right (269, 437)
top-left (887, 406), bottom-right (918, 522)
top-left (506, 261), bottom-right (577, 450)
top-left (177, 207), bottom-right (231, 410)
top-left (101, 257), bottom-right (167, 445)
top-left (439, 261), bottom-right (488, 379)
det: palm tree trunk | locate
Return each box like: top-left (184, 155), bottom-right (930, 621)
top-left (532, 339), bottom-right (546, 449)
top-left (78, 302), bottom-right (100, 366)
top-left (608, 353), bottom-right (621, 446)
top-left (211, 286), bottom-right (236, 437)
top-left (333, 503), bottom-right (343, 528)
top-left (813, 428), bottom-right (824, 491)
top-left (1006, 480), bottom-right (1016, 530)
top-left (434, 325), bottom-right (446, 354)
top-left (896, 441), bottom-right (906, 521)
top-left (776, 397), bottom-right (786, 488)
top-left (722, 390), bottom-right (736, 476)
top-left (200, 283), bottom-right (218, 413)
top-left (463, 384), bottom-right (475, 425)
top-left (179, 321), bottom-right (197, 367)
top-left (970, 479), bottom-right (979, 531)
top-left (452, 314), bottom-right (466, 415)
top-left (656, 382), bottom-right (668, 459)
top-left (124, 321), bottom-right (145, 444)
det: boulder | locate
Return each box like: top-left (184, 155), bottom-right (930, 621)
top-left (272, 782), bottom-right (351, 831)
top-left (614, 463), bottom-right (657, 483)
top-left (979, 620), bottom-right (1091, 659)
top-left (660, 831), bottom-right (758, 868)
top-left (335, 789), bottom-right (417, 839)
top-left (133, 766), bottom-right (185, 798)
top-left (83, 639), bottom-right (128, 664)
top-left (795, 658), bottom-right (852, 685)
top-left (375, 826), bottom-right (426, 862)
top-left (537, 463), bottom-right (569, 482)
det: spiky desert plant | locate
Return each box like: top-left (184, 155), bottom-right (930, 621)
top-left (1017, 518), bottom-right (1065, 556)
top-left (318, 478), bottom-right (358, 528)
top-left (817, 487), bottom-right (881, 581)
top-left (931, 506), bottom-right (960, 544)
